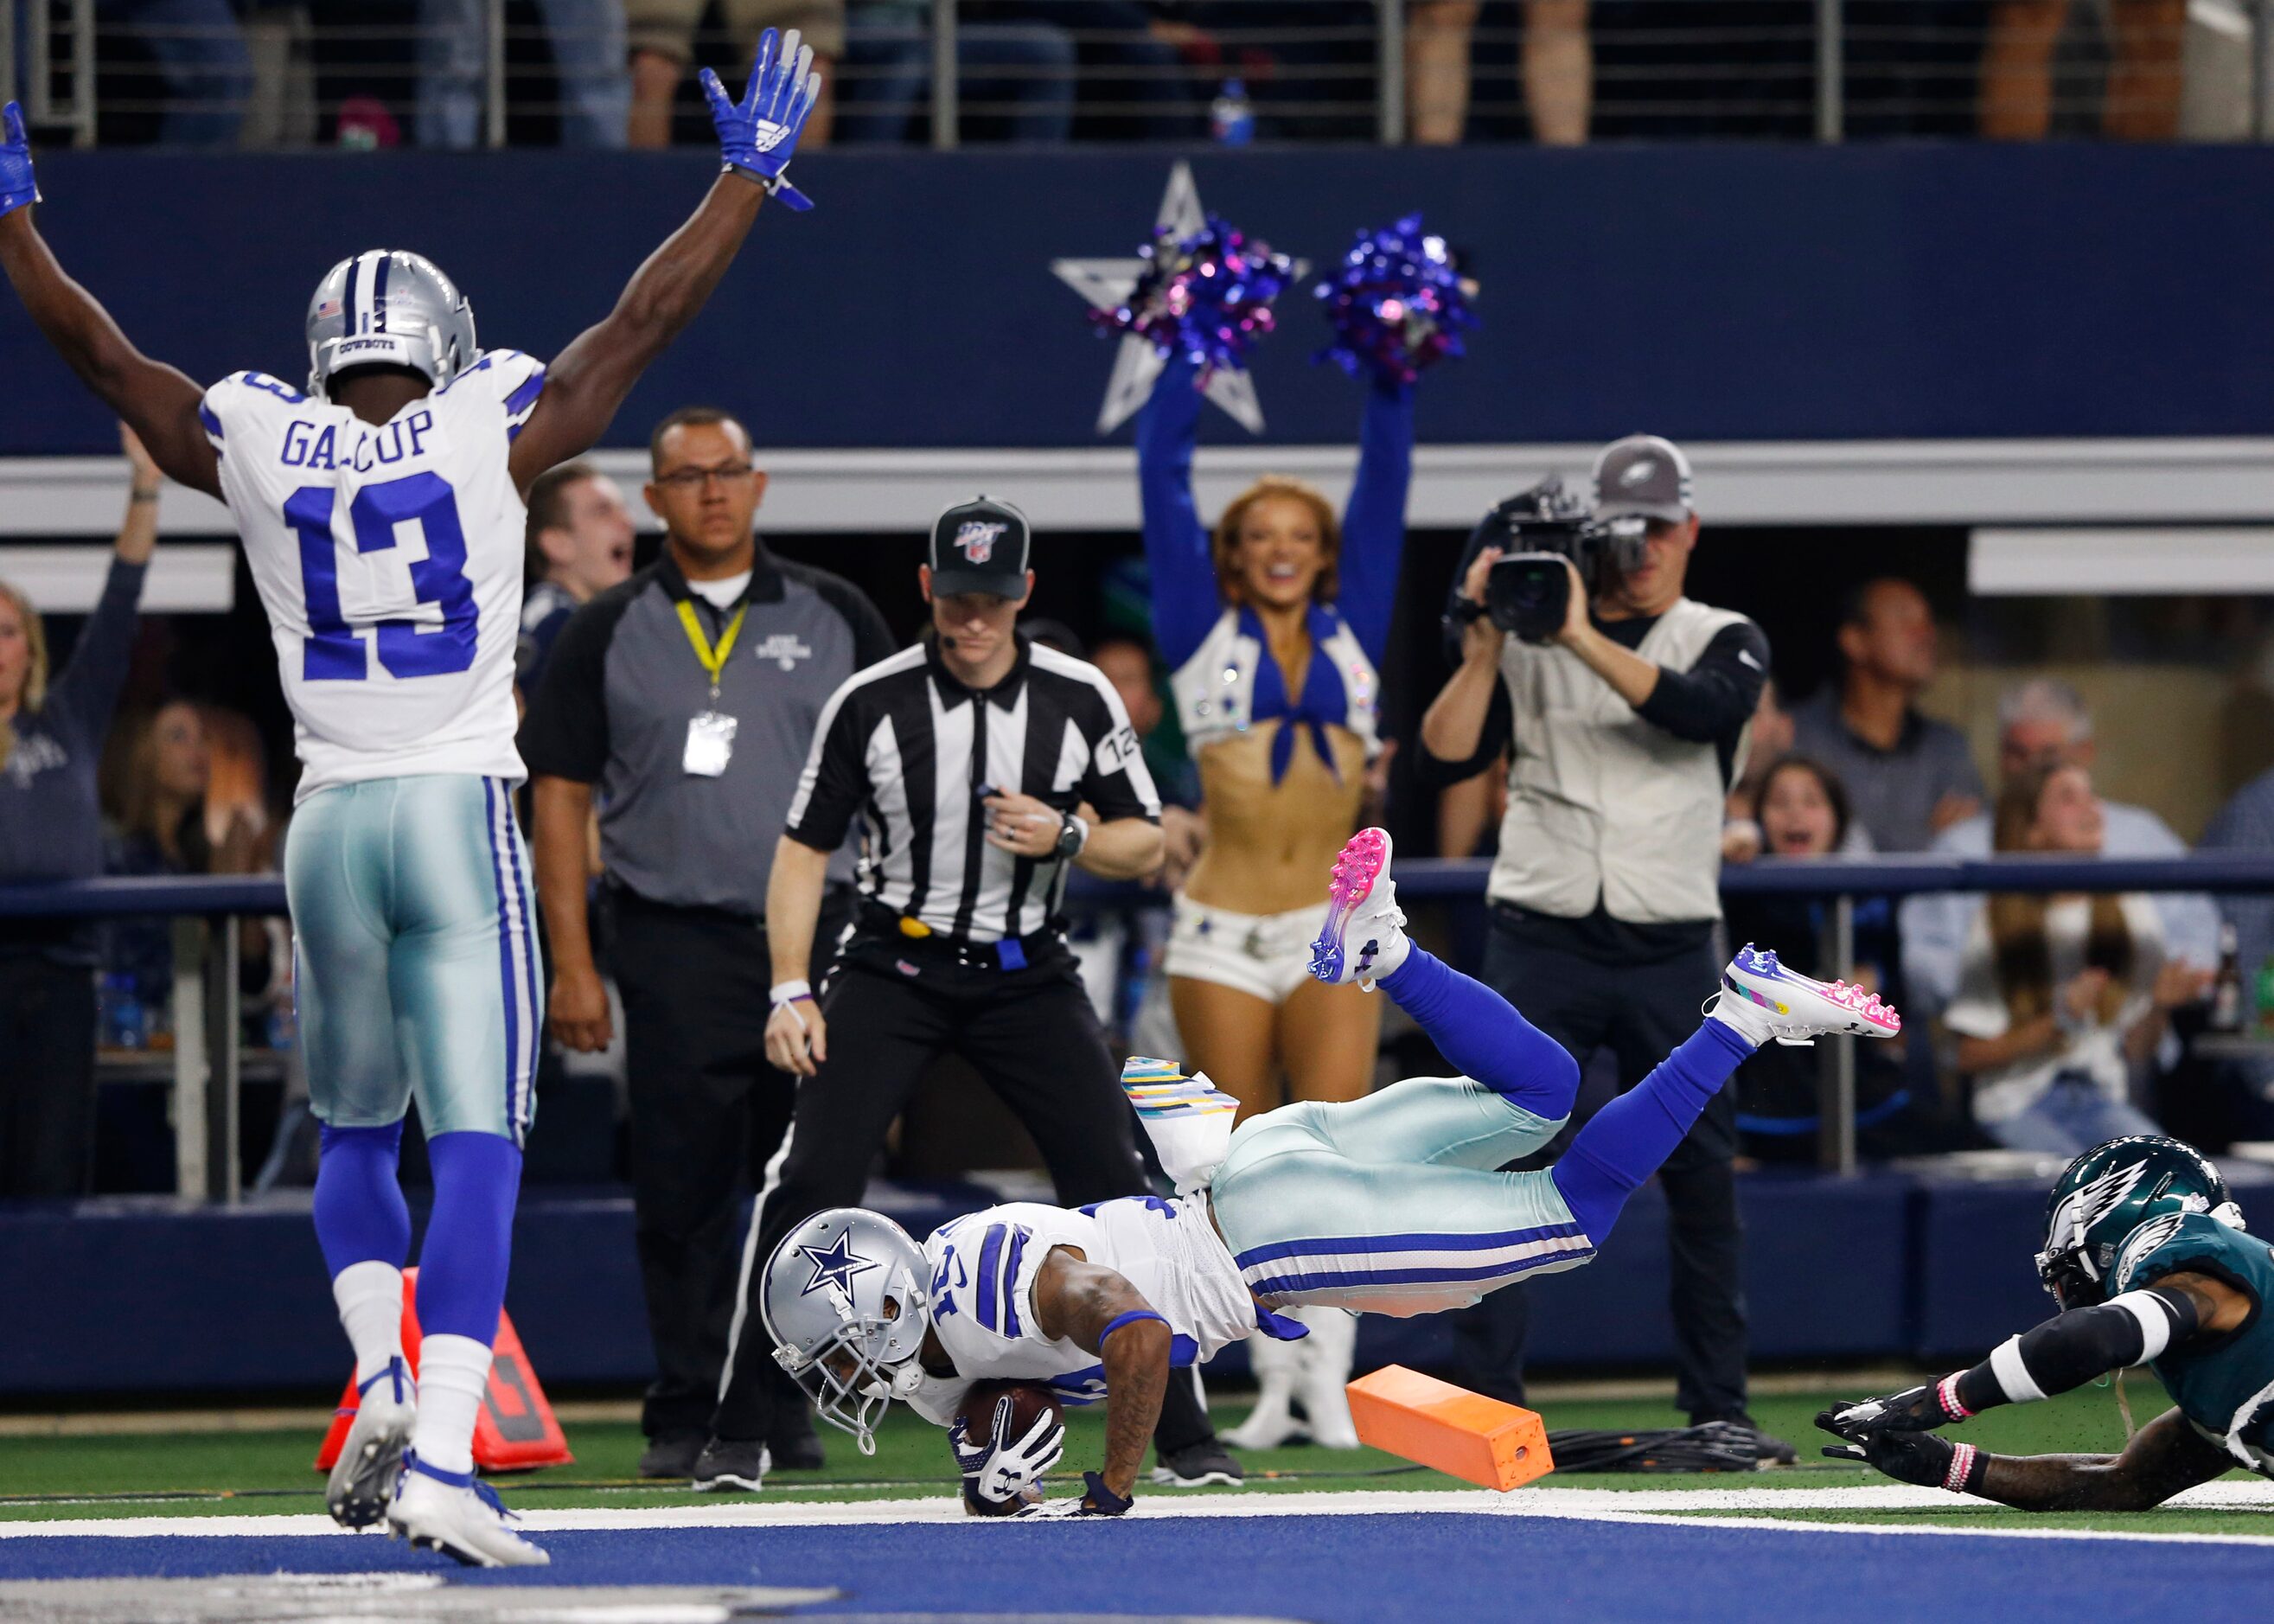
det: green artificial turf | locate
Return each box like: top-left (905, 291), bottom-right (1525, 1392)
top-left (0, 1380), bottom-right (2263, 1538)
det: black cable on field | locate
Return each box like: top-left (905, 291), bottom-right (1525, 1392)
top-left (1545, 1423), bottom-right (1770, 1474)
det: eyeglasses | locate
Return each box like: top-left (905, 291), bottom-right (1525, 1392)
top-left (654, 464), bottom-right (757, 492)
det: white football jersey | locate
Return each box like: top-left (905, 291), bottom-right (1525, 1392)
top-left (904, 1196), bottom-right (1258, 1428)
top-left (200, 353), bottom-right (546, 800)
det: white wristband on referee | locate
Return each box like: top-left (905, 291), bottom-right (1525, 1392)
top-left (770, 980), bottom-right (814, 1007)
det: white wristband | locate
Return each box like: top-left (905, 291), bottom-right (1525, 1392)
top-left (770, 980), bottom-right (813, 1007)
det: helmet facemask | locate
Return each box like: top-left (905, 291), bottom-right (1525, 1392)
top-left (773, 1281), bottom-right (929, 1455)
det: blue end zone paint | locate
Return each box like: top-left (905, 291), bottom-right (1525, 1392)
top-left (4, 1516), bottom-right (2272, 1622)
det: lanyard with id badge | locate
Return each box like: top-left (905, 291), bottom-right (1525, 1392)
top-left (676, 598), bottom-right (746, 777)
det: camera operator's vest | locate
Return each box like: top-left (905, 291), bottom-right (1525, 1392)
top-left (1489, 597), bottom-right (1753, 925)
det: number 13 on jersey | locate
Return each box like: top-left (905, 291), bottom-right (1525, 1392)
top-left (287, 471), bottom-right (479, 681)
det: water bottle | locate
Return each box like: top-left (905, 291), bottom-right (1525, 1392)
top-left (1210, 78), bottom-right (1254, 147)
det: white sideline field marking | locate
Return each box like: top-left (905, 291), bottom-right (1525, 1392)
top-left (3, 1480), bottom-right (2272, 1546)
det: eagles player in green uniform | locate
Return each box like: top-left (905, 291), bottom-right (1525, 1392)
top-left (1820, 1135), bottom-right (2271, 1508)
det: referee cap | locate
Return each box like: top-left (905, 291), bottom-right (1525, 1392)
top-left (1593, 435), bottom-right (1694, 524)
top-left (929, 496), bottom-right (1033, 598)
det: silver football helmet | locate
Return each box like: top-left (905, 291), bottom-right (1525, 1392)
top-left (763, 1208), bottom-right (932, 1455)
top-left (304, 249), bottom-right (477, 399)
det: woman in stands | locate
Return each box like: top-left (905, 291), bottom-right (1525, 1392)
top-left (1948, 761), bottom-right (2209, 1154)
top-left (0, 426), bottom-right (160, 1196)
top-left (1134, 352), bottom-right (1413, 1448)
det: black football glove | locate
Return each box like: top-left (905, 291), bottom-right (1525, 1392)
top-left (1816, 1377), bottom-right (1967, 1443)
top-left (1820, 1425), bottom-right (1986, 1495)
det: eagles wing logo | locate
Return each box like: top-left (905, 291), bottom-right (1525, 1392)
top-left (2114, 1211), bottom-right (2190, 1291)
top-left (955, 521), bottom-right (1007, 564)
top-left (797, 1231), bottom-right (881, 1297)
top-left (1619, 457), bottom-right (1658, 489)
top-left (2046, 1159), bottom-right (2151, 1260)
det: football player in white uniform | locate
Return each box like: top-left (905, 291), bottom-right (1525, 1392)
top-left (764, 828), bottom-right (1902, 1515)
top-left (1, 39), bottom-right (822, 1567)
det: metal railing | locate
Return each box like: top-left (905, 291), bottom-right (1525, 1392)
top-left (11, 0), bottom-right (2272, 149)
top-left (8, 852), bottom-right (2274, 1200)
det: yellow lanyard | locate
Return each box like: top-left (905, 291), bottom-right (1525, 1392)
top-left (676, 598), bottom-right (747, 701)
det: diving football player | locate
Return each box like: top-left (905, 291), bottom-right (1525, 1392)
top-left (0, 37), bottom-right (822, 1565)
top-left (1821, 1135), bottom-right (2271, 1508)
top-left (763, 828), bottom-right (1901, 1515)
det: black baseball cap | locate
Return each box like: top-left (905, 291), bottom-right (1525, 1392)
top-left (929, 496), bottom-right (1032, 598)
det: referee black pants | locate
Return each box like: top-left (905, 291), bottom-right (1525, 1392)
top-left (610, 890), bottom-right (845, 1442)
top-left (711, 935), bottom-right (1217, 1455)
top-left (1450, 913), bottom-right (1750, 1423)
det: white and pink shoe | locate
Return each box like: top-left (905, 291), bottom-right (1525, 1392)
top-left (1712, 943), bottom-right (1901, 1048)
top-left (1308, 828), bottom-right (1411, 990)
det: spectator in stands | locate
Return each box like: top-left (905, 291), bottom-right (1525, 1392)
top-left (2201, 763), bottom-right (2274, 1011)
top-left (835, 3), bottom-right (1075, 143)
top-left (418, 0), bottom-right (630, 145)
top-left (1090, 633), bottom-right (1200, 876)
top-left (1516, 0), bottom-right (1590, 144)
top-left (0, 427), bottom-right (158, 1198)
top-left (629, 3), bottom-right (840, 149)
top-left (995, 2), bottom-right (1202, 140)
top-left (517, 461), bottom-right (636, 706)
top-left (1721, 755), bottom-right (1913, 1160)
top-left (1789, 578), bottom-right (1983, 853)
top-left (101, 700), bottom-right (275, 1032)
top-left (1980, 0), bottom-right (2184, 140)
top-left (1946, 762), bottom-right (2209, 1154)
top-left (1901, 678), bottom-right (2219, 1011)
top-left (105, 0), bottom-right (252, 146)
top-left (1417, 435), bottom-right (1781, 1455)
top-left (1721, 676), bottom-right (1798, 863)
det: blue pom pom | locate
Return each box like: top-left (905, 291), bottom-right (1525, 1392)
top-left (1089, 214), bottom-right (1295, 384)
top-left (1313, 214), bottom-right (1478, 386)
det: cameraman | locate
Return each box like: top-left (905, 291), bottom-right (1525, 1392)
top-left (1416, 436), bottom-right (1780, 1450)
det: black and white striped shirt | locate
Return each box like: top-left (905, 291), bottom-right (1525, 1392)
top-left (786, 634), bottom-right (1161, 943)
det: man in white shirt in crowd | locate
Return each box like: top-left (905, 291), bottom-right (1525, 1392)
top-left (1900, 678), bottom-right (2218, 1010)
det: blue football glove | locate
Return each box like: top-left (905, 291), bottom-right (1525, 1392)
top-left (1, 102), bottom-right (41, 221)
top-left (701, 28), bottom-right (821, 212)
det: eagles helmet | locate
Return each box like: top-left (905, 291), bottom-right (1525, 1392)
top-left (304, 249), bottom-right (477, 399)
top-left (762, 1208), bottom-right (932, 1455)
top-left (2036, 1135), bottom-right (2246, 1310)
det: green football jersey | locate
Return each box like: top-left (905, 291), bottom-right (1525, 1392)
top-left (2113, 1211), bottom-right (2274, 1477)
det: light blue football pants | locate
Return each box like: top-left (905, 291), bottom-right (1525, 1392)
top-left (286, 776), bottom-right (542, 1144)
top-left (1209, 947), bottom-right (1751, 1317)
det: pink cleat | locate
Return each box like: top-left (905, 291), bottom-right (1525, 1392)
top-left (1308, 828), bottom-right (1409, 989)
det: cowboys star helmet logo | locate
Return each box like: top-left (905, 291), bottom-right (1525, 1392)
top-left (955, 521), bottom-right (1007, 564)
top-left (797, 1231), bottom-right (881, 1297)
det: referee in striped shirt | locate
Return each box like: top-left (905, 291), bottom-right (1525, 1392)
top-left (696, 497), bottom-right (1239, 1491)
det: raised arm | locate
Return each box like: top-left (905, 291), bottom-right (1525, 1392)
top-left (0, 105), bottom-right (218, 497)
top-left (507, 32), bottom-right (821, 490)
top-left (1335, 374), bottom-right (1415, 662)
top-left (1133, 355), bottom-right (1223, 668)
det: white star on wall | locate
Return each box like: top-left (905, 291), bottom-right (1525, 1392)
top-left (1051, 162), bottom-right (1300, 438)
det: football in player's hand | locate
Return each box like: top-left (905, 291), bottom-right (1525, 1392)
top-left (959, 1380), bottom-right (1062, 1447)
top-left (955, 1381), bottom-right (1064, 1518)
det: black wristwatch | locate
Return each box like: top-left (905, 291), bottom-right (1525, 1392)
top-left (1053, 812), bottom-right (1088, 860)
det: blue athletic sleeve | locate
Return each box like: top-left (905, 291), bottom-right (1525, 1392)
top-left (1134, 355), bottom-right (1220, 668)
top-left (1334, 375), bottom-right (1415, 664)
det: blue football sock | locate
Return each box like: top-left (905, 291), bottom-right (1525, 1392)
top-left (415, 1130), bottom-right (523, 1346)
top-left (1378, 946), bottom-right (1580, 1122)
top-left (312, 1122), bottom-right (411, 1276)
top-left (1550, 1020), bottom-right (1753, 1242)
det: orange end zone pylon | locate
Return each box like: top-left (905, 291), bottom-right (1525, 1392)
top-left (314, 1267), bottom-right (572, 1475)
top-left (1346, 1364), bottom-right (1553, 1491)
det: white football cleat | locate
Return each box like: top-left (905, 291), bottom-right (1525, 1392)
top-left (1710, 943), bottom-right (1901, 1048)
top-left (386, 1454), bottom-right (549, 1568)
top-left (326, 1358), bottom-right (416, 1529)
top-left (1308, 828), bottom-right (1409, 989)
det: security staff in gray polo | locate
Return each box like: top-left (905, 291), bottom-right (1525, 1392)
top-left (1416, 435), bottom-right (1785, 1457)
top-left (521, 406), bottom-right (893, 1484)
